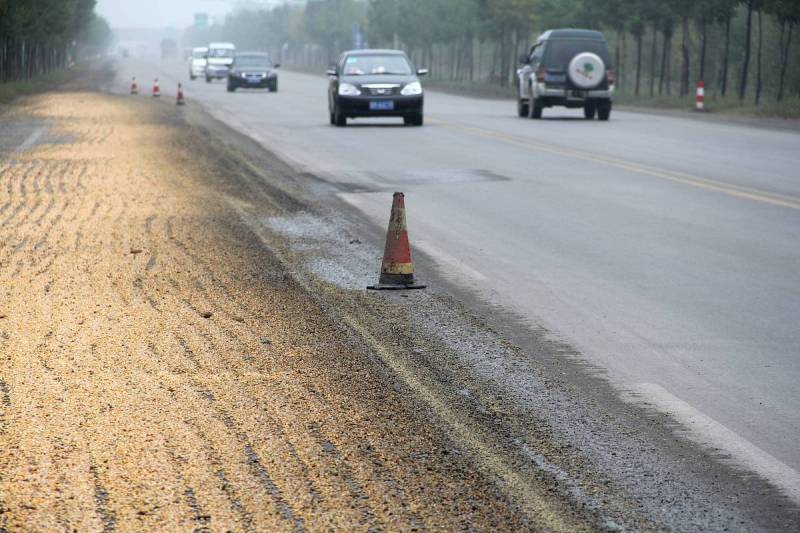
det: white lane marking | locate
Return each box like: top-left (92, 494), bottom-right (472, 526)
top-left (628, 383), bottom-right (800, 504)
top-left (15, 126), bottom-right (47, 153)
top-left (413, 239), bottom-right (489, 282)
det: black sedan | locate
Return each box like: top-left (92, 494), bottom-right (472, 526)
top-left (227, 53), bottom-right (279, 93)
top-left (328, 50), bottom-right (428, 127)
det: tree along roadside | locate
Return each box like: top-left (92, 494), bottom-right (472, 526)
top-left (182, 0), bottom-right (800, 115)
top-left (0, 0), bottom-right (111, 84)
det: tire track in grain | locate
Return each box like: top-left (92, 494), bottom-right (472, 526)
top-left (151, 221), bottom-right (424, 528)
top-left (307, 422), bottom-right (380, 531)
top-left (146, 342), bottom-right (294, 531)
top-left (157, 382), bottom-right (256, 532)
top-left (89, 464), bottom-right (117, 533)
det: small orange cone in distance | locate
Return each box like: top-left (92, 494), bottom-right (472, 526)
top-left (152, 78), bottom-right (160, 97)
top-left (176, 83), bottom-right (185, 106)
top-left (130, 77), bottom-right (138, 94)
top-left (368, 192), bottom-right (426, 290)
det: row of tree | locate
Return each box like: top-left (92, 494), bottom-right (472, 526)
top-left (0, 0), bottom-right (111, 83)
top-left (184, 0), bottom-right (800, 103)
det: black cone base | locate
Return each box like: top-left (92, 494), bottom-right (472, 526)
top-left (368, 273), bottom-right (426, 291)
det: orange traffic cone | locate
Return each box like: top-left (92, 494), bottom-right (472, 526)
top-left (152, 78), bottom-right (160, 97)
top-left (368, 192), bottom-right (426, 290)
top-left (176, 83), bottom-right (185, 106)
top-left (130, 77), bottom-right (138, 95)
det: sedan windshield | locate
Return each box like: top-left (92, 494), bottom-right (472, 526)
top-left (342, 55), bottom-right (412, 76)
top-left (235, 56), bottom-right (272, 68)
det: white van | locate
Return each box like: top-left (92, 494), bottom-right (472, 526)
top-left (189, 47), bottom-right (208, 80)
top-left (205, 42), bottom-right (236, 82)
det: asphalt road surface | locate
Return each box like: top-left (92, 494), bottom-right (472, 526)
top-left (115, 59), bottom-right (800, 505)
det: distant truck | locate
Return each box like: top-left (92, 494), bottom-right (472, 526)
top-left (160, 39), bottom-right (178, 60)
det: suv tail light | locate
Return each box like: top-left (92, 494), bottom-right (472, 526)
top-left (607, 69), bottom-right (615, 86)
top-left (536, 68), bottom-right (546, 83)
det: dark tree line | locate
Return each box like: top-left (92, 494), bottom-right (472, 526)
top-left (0, 0), bottom-right (110, 83)
top-left (184, 0), bottom-right (800, 103)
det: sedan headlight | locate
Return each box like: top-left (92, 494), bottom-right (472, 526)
top-left (401, 81), bottom-right (423, 96)
top-left (339, 83), bottom-right (361, 96)
top-left (240, 72), bottom-right (248, 78)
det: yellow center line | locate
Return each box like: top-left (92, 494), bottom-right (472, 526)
top-left (430, 118), bottom-right (800, 211)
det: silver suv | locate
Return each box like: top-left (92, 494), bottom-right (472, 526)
top-left (517, 29), bottom-right (614, 120)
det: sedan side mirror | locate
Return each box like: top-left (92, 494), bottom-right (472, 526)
top-left (417, 68), bottom-right (429, 76)
top-left (326, 68), bottom-right (337, 76)
top-left (518, 53), bottom-right (529, 65)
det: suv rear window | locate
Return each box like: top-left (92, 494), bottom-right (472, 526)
top-left (543, 40), bottom-right (612, 68)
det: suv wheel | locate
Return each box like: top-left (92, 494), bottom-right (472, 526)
top-left (597, 100), bottom-right (612, 121)
top-left (517, 97), bottom-right (529, 118)
top-left (227, 83), bottom-right (236, 93)
top-left (528, 96), bottom-right (543, 119)
top-left (584, 103), bottom-right (596, 119)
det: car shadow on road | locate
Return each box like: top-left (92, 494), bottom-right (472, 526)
top-left (336, 123), bottom-right (410, 128)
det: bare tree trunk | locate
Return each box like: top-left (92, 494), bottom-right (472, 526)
top-left (499, 30), bottom-right (509, 87)
top-left (635, 33), bottom-right (643, 96)
top-left (777, 21), bottom-right (793, 101)
top-left (665, 33), bottom-right (673, 96)
top-left (659, 32), bottom-right (668, 95)
top-left (477, 38), bottom-right (484, 81)
top-left (699, 20), bottom-right (708, 82)
top-left (720, 12), bottom-right (731, 96)
top-left (650, 26), bottom-right (658, 96)
top-left (621, 30), bottom-right (627, 92)
top-left (469, 34), bottom-right (475, 82)
top-left (680, 15), bottom-right (690, 97)
top-left (755, 9), bottom-right (763, 105)
top-left (510, 31), bottom-right (521, 87)
top-left (658, 33), bottom-right (668, 96)
top-left (490, 40), bottom-right (499, 82)
top-left (739, 2), bottom-right (753, 100)
top-left (614, 30), bottom-right (622, 89)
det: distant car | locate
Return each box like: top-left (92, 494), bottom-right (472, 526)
top-left (517, 29), bottom-right (614, 120)
top-left (205, 42), bottom-right (236, 82)
top-left (227, 53), bottom-right (279, 92)
top-left (328, 49), bottom-right (427, 127)
top-left (189, 47), bottom-right (208, 80)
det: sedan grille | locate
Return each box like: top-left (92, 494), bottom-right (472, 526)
top-left (362, 84), bottom-right (401, 96)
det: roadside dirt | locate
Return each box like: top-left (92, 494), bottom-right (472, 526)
top-left (0, 91), bottom-right (547, 531)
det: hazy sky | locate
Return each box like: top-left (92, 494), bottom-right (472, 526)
top-left (96, 0), bottom-right (232, 29)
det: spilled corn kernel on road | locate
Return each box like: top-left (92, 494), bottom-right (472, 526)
top-left (0, 91), bottom-right (547, 531)
top-left (3, 69), bottom-right (799, 532)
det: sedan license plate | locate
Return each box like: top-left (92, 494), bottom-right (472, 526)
top-left (247, 77), bottom-right (261, 84)
top-left (370, 101), bottom-right (394, 111)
